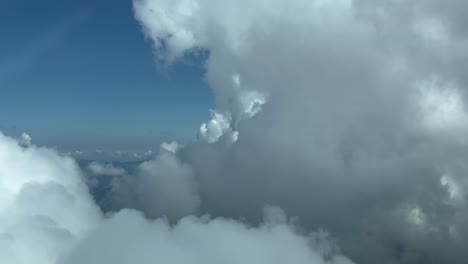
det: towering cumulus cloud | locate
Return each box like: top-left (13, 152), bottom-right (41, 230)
top-left (132, 0), bottom-right (468, 263)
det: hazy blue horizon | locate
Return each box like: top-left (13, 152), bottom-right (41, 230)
top-left (1, 0), bottom-right (213, 153)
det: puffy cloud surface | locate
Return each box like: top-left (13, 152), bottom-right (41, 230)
top-left (107, 149), bottom-right (201, 221)
top-left (0, 132), bottom-right (101, 264)
top-left (63, 208), bottom-right (354, 264)
top-left (132, 0), bottom-right (468, 263)
top-left (0, 132), bottom-right (350, 264)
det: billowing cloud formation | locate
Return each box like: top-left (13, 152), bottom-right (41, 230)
top-left (3, 0), bottom-right (468, 263)
top-left (132, 0), bottom-right (468, 263)
top-left (0, 132), bottom-right (101, 264)
top-left (108, 148), bottom-right (200, 221)
top-left (0, 132), bottom-right (352, 264)
top-left (63, 207), bottom-right (353, 264)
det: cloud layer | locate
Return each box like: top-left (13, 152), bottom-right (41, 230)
top-left (0, 133), bottom-right (352, 264)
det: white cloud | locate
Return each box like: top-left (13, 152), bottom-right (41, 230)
top-left (0, 132), bottom-right (101, 264)
top-left (87, 162), bottom-right (127, 177)
top-left (198, 110), bottom-right (234, 143)
top-left (160, 141), bottom-right (180, 153)
top-left (4, 0), bottom-right (468, 263)
top-left (0, 132), bottom-right (351, 264)
top-left (417, 77), bottom-right (468, 135)
top-left (133, 0), bottom-right (468, 263)
top-left (17, 132), bottom-right (32, 148)
top-left (106, 150), bottom-right (201, 221)
top-left (63, 208), bottom-right (354, 264)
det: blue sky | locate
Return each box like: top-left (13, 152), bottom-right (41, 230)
top-left (0, 0), bottom-right (212, 152)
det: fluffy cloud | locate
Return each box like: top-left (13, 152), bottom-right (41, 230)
top-left (3, 0), bottom-right (468, 263)
top-left (87, 162), bottom-right (127, 177)
top-left (0, 132), bottom-right (351, 264)
top-left (62, 207), bottom-right (354, 264)
top-left (108, 149), bottom-right (201, 221)
top-left (133, 0), bottom-right (468, 263)
top-left (198, 110), bottom-right (235, 144)
top-left (17, 132), bottom-right (32, 148)
top-left (0, 132), bottom-right (101, 264)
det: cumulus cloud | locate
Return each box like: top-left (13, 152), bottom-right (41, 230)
top-left (62, 208), bottom-right (354, 264)
top-left (160, 141), bottom-right (181, 153)
top-left (3, 0), bottom-right (468, 263)
top-left (17, 132), bottom-right (32, 148)
top-left (87, 162), bottom-right (127, 177)
top-left (132, 0), bottom-right (468, 263)
top-left (0, 132), bottom-right (350, 264)
top-left (104, 144), bottom-right (200, 221)
top-left (0, 132), bottom-right (101, 264)
top-left (198, 110), bottom-right (235, 143)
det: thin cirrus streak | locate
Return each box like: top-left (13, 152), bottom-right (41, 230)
top-left (0, 6), bottom-right (92, 85)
